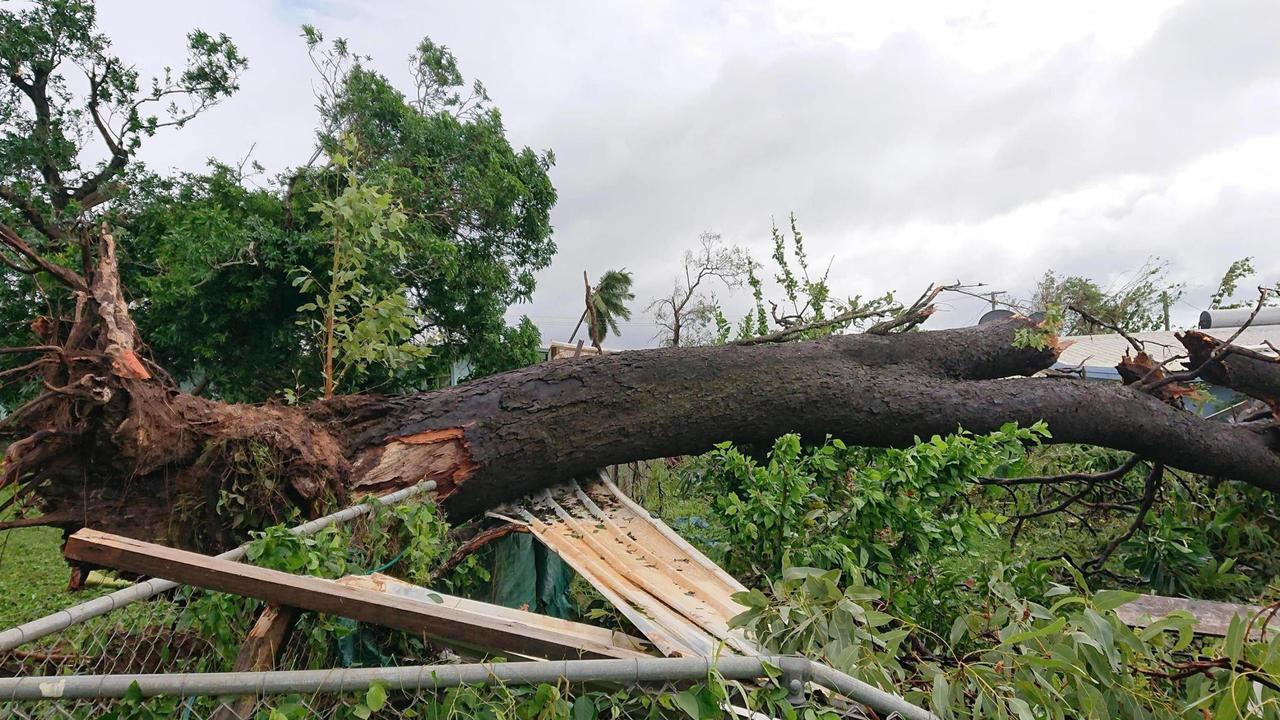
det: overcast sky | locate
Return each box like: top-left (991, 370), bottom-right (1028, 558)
top-left (96, 0), bottom-right (1280, 348)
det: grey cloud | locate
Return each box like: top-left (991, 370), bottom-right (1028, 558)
top-left (523, 0), bottom-right (1280, 346)
top-left (88, 0), bottom-right (1280, 348)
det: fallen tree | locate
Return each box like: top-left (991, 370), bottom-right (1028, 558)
top-left (2, 2), bottom-right (1278, 548)
top-left (2, 230), bottom-right (1279, 547)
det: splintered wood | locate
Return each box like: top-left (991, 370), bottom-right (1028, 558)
top-left (496, 472), bottom-right (758, 657)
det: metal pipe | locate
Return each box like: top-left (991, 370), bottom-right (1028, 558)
top-left (0, 480), bottom-right (438, 653)
top-left (807, 661), bottom-right (938, 720)
top-left (0, 656), bottom-right (937, 720)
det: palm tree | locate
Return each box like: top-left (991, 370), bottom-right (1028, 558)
top-left (570, 269), bottom-right (634, 351)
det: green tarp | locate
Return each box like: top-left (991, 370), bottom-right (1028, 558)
top-left (491, 533), bottom-right (574, 619)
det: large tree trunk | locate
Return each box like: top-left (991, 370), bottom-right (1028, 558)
top-left (319, 322), bottom-right (1280, 520)
top-left (3, 238), bottom-right (1279, 547)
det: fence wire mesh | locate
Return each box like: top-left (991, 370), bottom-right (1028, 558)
top-left (1, 483), bottom-right (858, 720)
top-left (1, 497), bottom-right (452, 673)
top-left (3, 676), bottom-right (847, 720)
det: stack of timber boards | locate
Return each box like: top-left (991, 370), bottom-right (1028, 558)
top-left (494, 472), bottom-right (758, 658)
top-left (64, 529), bottom-right (652, 661)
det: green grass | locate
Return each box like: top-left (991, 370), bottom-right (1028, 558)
top-left (0, 526), bottom-right (105, 629)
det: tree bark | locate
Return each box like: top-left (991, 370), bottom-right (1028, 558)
top-left (4, 242), bottom-right (1279, 546)
top-left (1180, 330), bottom-right (1280, 413)
top-left (313, 319), bottom-right (1280, 521)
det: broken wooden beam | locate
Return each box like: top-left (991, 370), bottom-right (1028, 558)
top-left (64, 528), bottom-right (652, 661)
top-left (211, 604), bottom-right (300, 720)
top-left (232, 605), bottom-right (300, 672)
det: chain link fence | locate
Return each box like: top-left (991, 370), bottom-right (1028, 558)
top-left (0, 482), bottom-right (477, 718)
top-left (2, 499), bottom-right (409, 673)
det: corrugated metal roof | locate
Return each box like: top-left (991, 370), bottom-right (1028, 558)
top-left (1056, 325), bottom-right (1279, 371)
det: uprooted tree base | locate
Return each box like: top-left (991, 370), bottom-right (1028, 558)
top-left (2, 235), bottom-right (1279, 549)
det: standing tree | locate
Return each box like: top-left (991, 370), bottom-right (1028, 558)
top-left (0, 0), bottom-right (244, 283)
top-left (292, 138), bottom-right (423, 400)
top-left (647, 232), bottom-right (752, 347)
top-left (570, 269), bottom-right (634, 351)
top-left (304, 29), bottom-right (557, 386)
top-left (0, 22), bottom-right (557, 404)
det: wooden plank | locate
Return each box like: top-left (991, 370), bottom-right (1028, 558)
top-left (579, 481), bottom-right (753, 629)
top-left (338, 574), bottom-right (651, 657)
top-left (597, 472), bottom-right (747, 594)
top-left (64, 528), bottom-right (648, 660)
top-left (545, 488), bottom-right (756, 655)
top-left (1115, 594), bottom-right (1276, 640)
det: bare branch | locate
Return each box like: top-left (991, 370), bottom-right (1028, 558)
top-left (978, 454), bottom-right (1142, 487)
top-left (735, 305), bottom-right (896, 345)
top-left (0, 357), bottom-right (55, 384)
top-left (865, 282), bottom-right (963, 335)
top-left (0, 346), bottom-right (61, 355)
top-left (0, 185), bottom-right (63, 241)
top-left (86, 65), bottom-right (125, 158)
top-left (1068, 304), bottom-right (1144, 353)
top-left (1010, 484), bottom-right (1098, 521)
top-left (1088, 461), bottom-right (1163, 571)
top-left (0, 222), bottom-right (87, 291)
top-left (11, 66), bottom-right (70, 208)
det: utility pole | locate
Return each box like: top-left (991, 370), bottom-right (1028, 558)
top-left (1160, 291), bottom-right (1170, 331)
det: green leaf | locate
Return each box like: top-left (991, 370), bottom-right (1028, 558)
top-left (672, 690), bottom-right (701, 719)
top-left (931, 674), bottom-right (950, 714)
top-left (122, 681), bottom-right (144, 703)
top-left (949, 613), bottom-right (970, 647)
top-left (572, 696), bottom-right (597, 720)
top-left (1224, 614), bottom-right (1246, 666)
top-left (1008, 697), bottom-right (1036, 720)
top-left (1092, 589), bottom-right (1138, 612)
top-left (998, 617), bottom-right (1066, 648)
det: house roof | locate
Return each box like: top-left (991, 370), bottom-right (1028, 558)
top-left (1056, 325), bottom-right (1279, 377)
